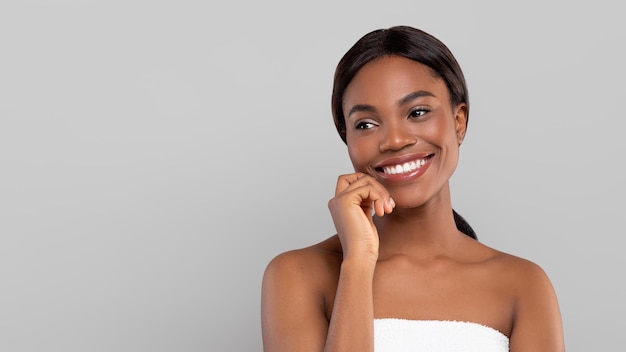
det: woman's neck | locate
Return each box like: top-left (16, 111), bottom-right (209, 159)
top-left (373, 188), bottom-right (462, 259)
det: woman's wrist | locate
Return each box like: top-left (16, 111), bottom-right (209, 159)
top-left (340, 255), bottom-right (377, 277)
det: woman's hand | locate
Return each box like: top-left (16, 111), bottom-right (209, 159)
top-left (328, 172), bottom-right (395, 262)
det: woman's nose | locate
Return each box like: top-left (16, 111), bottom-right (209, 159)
top-left (378, 123), bottom-right (417, 152)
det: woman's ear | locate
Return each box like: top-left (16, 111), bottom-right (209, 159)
top-left (454, 103), bottom-right (468, 145)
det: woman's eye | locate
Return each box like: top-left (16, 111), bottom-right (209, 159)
top-left (355, 121), bottom-right (377, 130)
top-left (409, 108), bottom-right (429, 119)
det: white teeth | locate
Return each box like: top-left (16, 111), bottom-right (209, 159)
top-left (383, 158), bottom-right (428, 175)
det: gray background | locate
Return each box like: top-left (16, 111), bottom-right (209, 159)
top-left (1, 0), bottom-right (624, 351)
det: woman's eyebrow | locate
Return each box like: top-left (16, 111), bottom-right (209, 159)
top-left (398, 90), bottom-right (435, 106)
top-left (347, 104), bottom-right (376, 118)
top-left (347, 91), bottom-right (435, 118)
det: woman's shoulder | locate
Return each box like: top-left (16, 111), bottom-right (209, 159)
top-left (480, 244), bottom-right (555, 291)
top-left (263, 235), bottom-right (343, 287)
top-left (266, 235), bottom-right (342, 264)
top-left (479, 247), bottom-right (564, 348)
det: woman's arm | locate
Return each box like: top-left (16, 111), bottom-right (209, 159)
top-left (509, 260), bottom-right (565, 352)
top-left (261, 250), bottom-right (331, 352)
top-left (323, 257), bottom-right (377, 351)
top-left (261, 173), bottom-right (394, 351)
top-left (261, 250), bottom-right (378, 352)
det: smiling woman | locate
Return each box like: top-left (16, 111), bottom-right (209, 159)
top-left (261, 25), bottom-right (565, 352)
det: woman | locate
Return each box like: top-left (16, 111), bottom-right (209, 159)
top-left (261, 25), bottom-right (564, 351)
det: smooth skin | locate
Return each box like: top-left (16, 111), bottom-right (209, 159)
top-left (261, 55), bottom-right (564, 351)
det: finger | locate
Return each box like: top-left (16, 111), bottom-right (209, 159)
top-left (372, 193), bottom-right (395, 217)
top-left (334, 172), bottom-right (369, 195)
top-left (337, 173), bottom-right (384, 197)
top-left (337, 174), bottom-right (394, 212)
top-left (342, 183), bottom-right (390, 217)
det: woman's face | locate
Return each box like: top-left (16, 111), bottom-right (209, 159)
top-left (342, 55), bottom-right (467, 208)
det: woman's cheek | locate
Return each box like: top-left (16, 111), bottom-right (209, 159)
top-left (347, 140), bottom-right (371, 173)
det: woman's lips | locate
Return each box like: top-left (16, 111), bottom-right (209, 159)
top-left (374, 154), bottom-right (434, 181)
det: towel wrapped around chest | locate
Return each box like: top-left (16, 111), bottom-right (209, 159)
top-left (374, 318), bottom-right (509, 352)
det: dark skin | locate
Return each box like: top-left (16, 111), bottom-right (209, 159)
top-left (261, 55), bottom-right (564, 352)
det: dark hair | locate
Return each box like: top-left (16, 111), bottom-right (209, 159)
top-left (331, 25), bottom-right (477, 240)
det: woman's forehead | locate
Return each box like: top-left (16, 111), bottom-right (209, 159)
top-left (343, 56), bottom-right (448, 108)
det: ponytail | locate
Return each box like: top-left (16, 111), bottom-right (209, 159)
top-left (453, 209), bottom-right (477, 240)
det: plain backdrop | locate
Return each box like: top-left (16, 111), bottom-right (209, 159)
top-left (1, 0), bottom-right (624, 351)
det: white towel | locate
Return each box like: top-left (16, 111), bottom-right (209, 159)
top-left (374, 318), bottom-right (509, 352)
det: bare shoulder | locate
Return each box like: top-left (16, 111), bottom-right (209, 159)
top-left (459, 240), bottom-right (558, 303)
top-left (261, 236), bottom-right (342, 350)
top-left (491, 249), bottom-right (560, 308)
top-left (261, 235), bottom-right (343, 314)
top-left (485, 247), bottom-right (555, 291)
top-left (481, 245), bottom-right (564, 350)
top-left (263, 235), bottom-right (342, 285)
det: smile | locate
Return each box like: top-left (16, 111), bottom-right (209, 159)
top-left (378, 155), bottom-right (433, 175)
